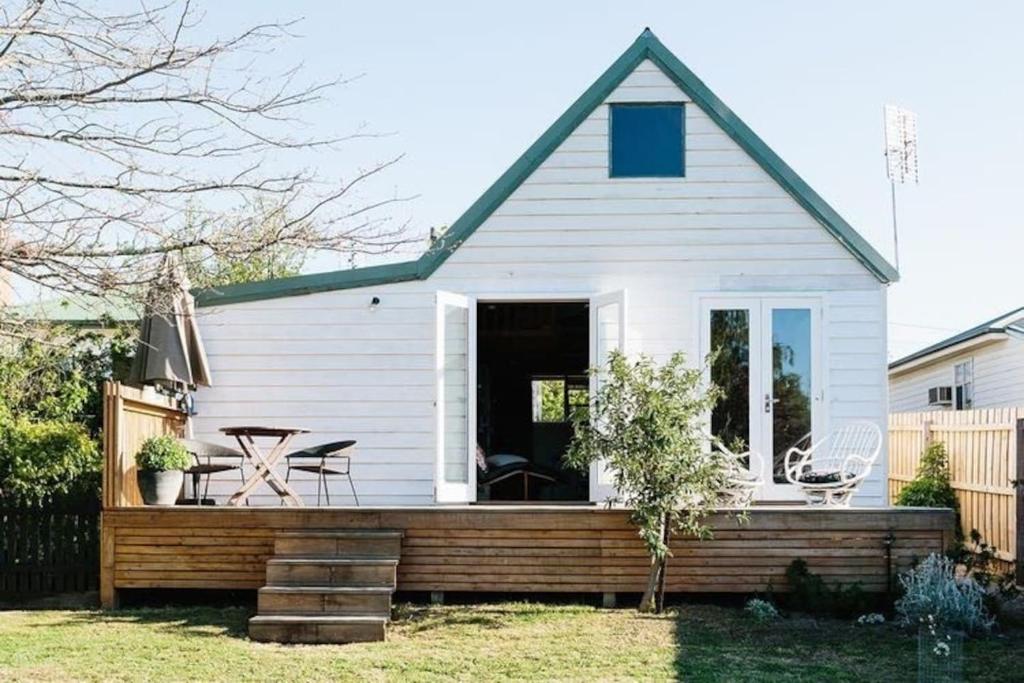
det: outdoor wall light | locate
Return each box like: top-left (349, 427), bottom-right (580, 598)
top-left (369, 296), bottom-right (381, 311)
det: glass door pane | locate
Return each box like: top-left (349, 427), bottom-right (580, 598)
top-left (710, 309), bottom-right (751, 452)
top-left (770, 308), bottom-right (813, 484)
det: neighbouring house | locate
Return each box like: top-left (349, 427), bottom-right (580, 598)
top-left (889, 306), bottom-right (1024, 412)
top-left (189, 29), bottom-right (898, 509)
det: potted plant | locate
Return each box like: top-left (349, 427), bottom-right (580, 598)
top-left (135, 435), bottom-right (191, 505)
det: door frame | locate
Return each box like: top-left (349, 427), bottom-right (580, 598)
top-left (467, 292), bottom-right (592, 504)
top-left (696, 292), bottom-right (827, 502)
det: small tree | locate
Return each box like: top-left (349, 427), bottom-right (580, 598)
top-left (564, 350), bottom-right (739, 613)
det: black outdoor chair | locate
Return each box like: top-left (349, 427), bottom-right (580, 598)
top-left (284, 440), bottom-right (359, 506)
top-left (178, 438), bottom-right (245, 505)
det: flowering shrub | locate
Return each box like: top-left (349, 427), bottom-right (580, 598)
top-left (895, 553), bottom-right (994, 634)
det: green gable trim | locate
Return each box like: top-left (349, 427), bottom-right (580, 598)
top-left (197, 29), bottom-right (896, 308)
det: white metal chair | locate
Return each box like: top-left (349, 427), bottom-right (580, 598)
top-left (707, 434), bottom-right (764, 508)
top-left (783, 421), bottom-right (882, 506)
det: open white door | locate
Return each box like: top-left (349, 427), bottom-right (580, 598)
top-left (435, 291), bottom-right (476, 503)
top-left (589, 289), bottom-right (627, 503)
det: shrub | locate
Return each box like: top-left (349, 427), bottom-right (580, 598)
top-left (136, 436), bottom-right (191, 472)
top-left (783, 559), bottom-right (873, 618)
top-left (896, 442), bottom-right (958, 510)
top-left (856, 613), bottom-right (886, 625)
top-left (0, 417), bottom-right (101, 507)
top-left (895, 553), bottom-right (994, 634)
top-left (744, 598), bottom-right (779, 622)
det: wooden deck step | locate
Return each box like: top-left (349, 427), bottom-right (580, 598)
top-left (257, 586), bottom-right (392, 616)
top-left (266, 557), bottom-right (398, 587)
top-left (249, 615), bottom-right (387, 644)
top-left (274, 530), bottom-right (403, 559)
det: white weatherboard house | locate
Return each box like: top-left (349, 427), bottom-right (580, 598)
top-left (889, 307), bottom-right (1024, 412)
top-left (192, 30), bottom-right (898, 508)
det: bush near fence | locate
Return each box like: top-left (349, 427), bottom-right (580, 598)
top-left (889, 408), bottom-right (1022, 580)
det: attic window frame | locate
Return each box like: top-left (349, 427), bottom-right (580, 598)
top-left (608, 102), bottom-right (685, 178)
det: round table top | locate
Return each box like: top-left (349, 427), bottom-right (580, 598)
top-left (219, 426), bottom-right (311, 437)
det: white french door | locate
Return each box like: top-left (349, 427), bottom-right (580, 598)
top-left (700, 297), bottom-right (823, 501)
top-left (589, 289), bottom-right (627, 503)
top-left (434, 291), bottom-right (476, 503)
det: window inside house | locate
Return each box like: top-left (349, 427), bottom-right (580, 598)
top-left (954, 359), bottom-right (974, 410)
top-left (531, 376), bottom-right (588, 423)
top-left (609, 103), bottom-right (684, 177)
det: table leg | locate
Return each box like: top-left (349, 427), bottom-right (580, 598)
top-left (250, 435), bottom-right (305, 506)
top-left (227, 434), bottom-right (305, 507)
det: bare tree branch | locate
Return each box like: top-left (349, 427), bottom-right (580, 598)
top-left (0, 0), bottom-right (415, 322)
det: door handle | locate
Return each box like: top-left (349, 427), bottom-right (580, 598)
top-left (764, 394), bottom-right (779, 413)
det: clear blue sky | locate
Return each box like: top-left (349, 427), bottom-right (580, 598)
top-left (203, 1), bottom-right (1023, 359)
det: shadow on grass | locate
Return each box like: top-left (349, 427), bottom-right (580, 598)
top-left (394, 602), bottom-right (561, 635)
top-left (669, 602), bottom-right (925, 683)
top-left (32, 606), bottom-right (252, 640)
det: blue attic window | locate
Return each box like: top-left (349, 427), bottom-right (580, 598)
top-left (609, 103), bottom-right (684, 177)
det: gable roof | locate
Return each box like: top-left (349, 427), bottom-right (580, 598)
top-left (197, 29), bottom-right (898, 307)
top-left (889, 306), bottom-right (1024, 372)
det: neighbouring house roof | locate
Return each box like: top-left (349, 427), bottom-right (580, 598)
top-left (10, 295), bottom-right (139, 326)
top-left (888, 306), bottom-right (1024, 373)
top-left (195, 28), bottom-right (898, 308)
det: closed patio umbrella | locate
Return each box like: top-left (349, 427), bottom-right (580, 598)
top-left (128, 254), bottom-right (212, 392)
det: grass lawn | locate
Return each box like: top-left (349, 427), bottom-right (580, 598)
top-left (0, 601), bottom-right (1021, 682)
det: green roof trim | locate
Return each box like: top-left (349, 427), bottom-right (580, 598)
top-left (194, 260), bottom-right (420, 306)
top-left (197, 29), bottom-right (896, 308)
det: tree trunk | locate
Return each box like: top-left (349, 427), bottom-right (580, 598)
top-left (639, 556), bottom-right (661, 613)
top-left (656, 513), bottom-right (671, 614)
top-left (639, 514), bottom-right (667, 612)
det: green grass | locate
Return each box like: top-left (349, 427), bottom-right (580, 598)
top-left (0, 602), bottom-right (1021, 682)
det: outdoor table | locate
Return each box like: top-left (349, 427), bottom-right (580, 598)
top-left (221, 426), bottom-right (310, 507)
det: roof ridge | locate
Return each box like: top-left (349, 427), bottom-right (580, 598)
top-left (197, 31), bottom-right (896, 308)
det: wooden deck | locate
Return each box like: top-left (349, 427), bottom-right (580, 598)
top-left (100, 506), bottom-right (954, 607)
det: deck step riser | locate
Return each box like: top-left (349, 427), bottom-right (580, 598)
top-left (274, 537), bottom-right (402, 559)
top-left (258, 591), bottom-right (392, 616)
top-left (250, 530), bottom-right (403, 643)
top-left (266, 562), bottom-right (397, 588)
top-left (249, 620), bottom-right (385, 644)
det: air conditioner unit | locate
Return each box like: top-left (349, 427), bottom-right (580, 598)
top-left (928, 386), bottom-right (953, 407)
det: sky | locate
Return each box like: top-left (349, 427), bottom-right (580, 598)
top-left (73, 2), bottom-right (1024, 360)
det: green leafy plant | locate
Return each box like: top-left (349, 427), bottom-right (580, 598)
top-left (135, 436), bottom-right (191, 472)
top-left (744, 598), bottom-right (779, 622)
top-left (896, 553), bottom-right (994, 634)
top-left (896, 442), bottom-right (959, 509)
top-left (564, 350), bottom-right (740, 613)
top-left (0, 418), bottom-right (100, 507)
top-left (783, 559), bottom-right (873, 618)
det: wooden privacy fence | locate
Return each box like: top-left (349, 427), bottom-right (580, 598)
top-left (889, 409), bottom-right (1022, 570)
top-left (0, 506), bottom-right (100, 596)
top-left (102, 382), bottom-right (187, 508)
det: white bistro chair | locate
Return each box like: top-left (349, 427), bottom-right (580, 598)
top-left (783, 421), bottom-right (882, 507)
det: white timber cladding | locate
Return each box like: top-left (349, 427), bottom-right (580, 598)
top-left (192, 59), bottom-right (889, 506)
top-left (890, 337), bottom-right (1024, 412)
